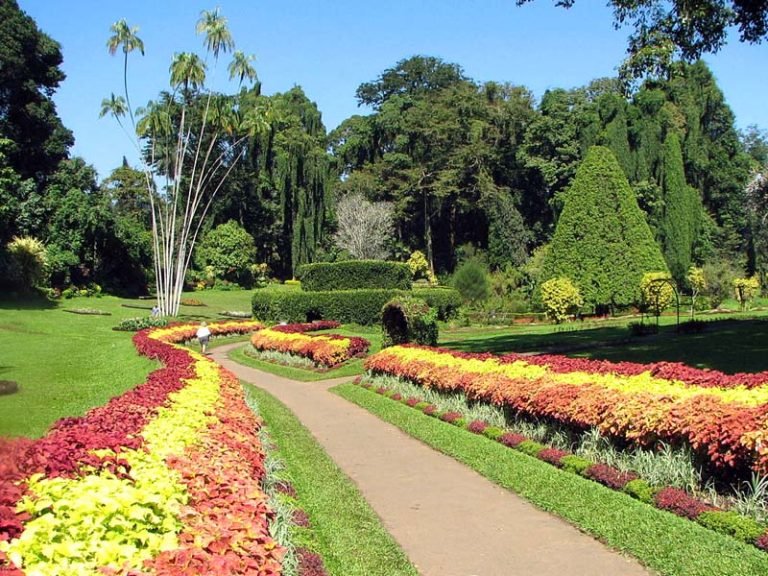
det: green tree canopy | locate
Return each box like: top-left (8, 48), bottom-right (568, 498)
top-left (543, 146), bottom-right (668, 311)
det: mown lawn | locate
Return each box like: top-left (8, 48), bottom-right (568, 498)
top-left (0, 289), bottom-right (257, 437)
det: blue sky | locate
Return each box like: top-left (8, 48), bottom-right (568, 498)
top-left (19, 0), bottom-right (768, 180)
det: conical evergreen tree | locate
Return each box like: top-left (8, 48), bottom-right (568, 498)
top-left (658, 131), bottom-right (702, 283)
top-left (543, 146), bottom-right (668, 311)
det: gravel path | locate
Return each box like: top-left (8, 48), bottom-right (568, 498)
top-left (212, 344), bottom-right (652, 576)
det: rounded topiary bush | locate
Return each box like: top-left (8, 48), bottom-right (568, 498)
top-left (381, 296), bottom-right (438, 348)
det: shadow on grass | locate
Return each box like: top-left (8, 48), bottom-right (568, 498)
top-left (0, 295), bottom-right (58, 311)
top-left (441, 325), bottom-right (631, 355)
top-left (442, 318), bottom-right (768, 374)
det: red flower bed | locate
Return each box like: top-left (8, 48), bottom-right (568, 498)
top-left (585, 463), bottom-right (639, 490)
top-left (537, 447), bottom-right (570, 467)
top-left (654, 487), bottom-right (717, 520)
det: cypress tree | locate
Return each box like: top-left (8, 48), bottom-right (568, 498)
top-left (658, 131), bottom-right (701, 283)
top-left (543, 146), bottom-right (668, 311)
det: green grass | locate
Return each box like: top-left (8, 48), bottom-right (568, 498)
top-left (244, 384), bottom-right (418, 576)
top-left (0, 289), bottom-right (259, 438)
top-left (334, 384), bottom-right (768, 576)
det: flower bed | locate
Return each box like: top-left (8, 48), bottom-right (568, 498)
top-left (354, 376), bottom-right (768, 554)
top-left (250, 322), bottom-right (369, 368)
top-left (364, 345), bottom-right (768, 475)
top-left (0, 321), bottom-right (281, 576)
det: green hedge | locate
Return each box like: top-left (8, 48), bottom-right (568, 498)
top-left (252, 287), bottom-right (461, 325)
top-left (298, 261), bottom-right (412, 292)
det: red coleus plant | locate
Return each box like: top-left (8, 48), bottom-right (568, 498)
top-left (654, 487), bottom-right (717, 520)
top-left (585, 463), bottom-right (639, 490)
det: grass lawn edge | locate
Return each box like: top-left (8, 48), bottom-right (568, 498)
top-left (332, 383), bottom-right (768, 576)
top-left (242, 383), bottom-right (418, 576)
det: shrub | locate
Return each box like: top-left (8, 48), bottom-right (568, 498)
top-left (407, 251), bottom-right (437, 285)
top-left (6, 236), bottom-right (47, 291)
top-left (696, 510), bottom-right (766, 543)
top-left (560, 455), bottom-right (593, 475)
top-left (482, 426), bottom-right (505, 441)
top-left (467, 420), bottom-right (489, 435)
top-left (734, 276), bottom-right (760, 311)
top-left (623, 479), bottom-right (657, 504)
top-left (452, 259), bottom-right (489, 305)
top-left (516, 440), bottom-right (546, 458)
top-left (640, 272), bottom-right (675, 318)
top-left (252, 287), bottom-right (460, 325)
top-left (585, 464), bottom-right (638, 489)
top-left (654, 487), bottom-right (714, 520)
top-left (537, 447), bottom-right (570, 467)
top-left (540, 277), bottom-right (583, 323)
top-left (298, 261), bottom-right (412, 292)
top-left (499, 432), bottom-right (527, 448)
top-left (414, 401), bottom-right (431, 411)
top-left (756, 531), bottom-right (768, 551)
top-left (381, 296), bottom-right (438, 348)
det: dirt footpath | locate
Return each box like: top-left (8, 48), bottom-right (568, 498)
top-left (212, 344), bottom-right (652, 576)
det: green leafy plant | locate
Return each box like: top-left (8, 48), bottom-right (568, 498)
top-left (298, 260), bottom-right (412, 292)
top-left (381, 296), bottom-right (438, 348)
top-left (540, 277), bottom-right (583, 323)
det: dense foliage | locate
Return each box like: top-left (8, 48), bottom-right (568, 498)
top-left (381, 296), bottom-right (438, 348)
top-left (252, 287), bottom-right (461, 325)
top-left (543, 146), bottom-right (668, 311)
top-left (298, 261), bottom-right (412, 291)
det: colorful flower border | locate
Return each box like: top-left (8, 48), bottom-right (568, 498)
top-left (250, 322), bottom-right (370, 367)
top-left (364, 345), bottom-right (768, 474)
top-left (0, 320), bottom-right (283, 575)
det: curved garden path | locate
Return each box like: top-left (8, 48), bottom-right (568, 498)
top-left (212, 343), bottom-right (652, 576)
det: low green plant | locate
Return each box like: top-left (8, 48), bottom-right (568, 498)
top-left (624, 479), bottom-right (657, 504)
top-left (560, 455), bottom-right (593, 475)
top-left (696, 511), bottom-right (766, 543)
top-left (483, 426), bottom-right (505, 441)
top-left (516, 440), bottom-right (547, 458)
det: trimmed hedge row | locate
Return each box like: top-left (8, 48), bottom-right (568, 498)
top-left (252, 288), bottom-right (461, 325)
top-left (298, 261), bottom-right (412, 292)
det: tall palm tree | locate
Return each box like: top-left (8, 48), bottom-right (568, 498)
top-left (228, 51), bottom-right (258, 86)
top-left (106, 19), bottom-right (144, 128)
top-left (196, 8), bottom-right (233, 61)
top-left (170, 52), bottom-right (206, 93)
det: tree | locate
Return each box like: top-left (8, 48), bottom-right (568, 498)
top-left (333, 192), bottom-right (393, 260)
top-left (542, 146), bottom-right (668, 312)
top-left (657, 131), bottom-right (702, 283)
top-left (516, 1), bottom-right (768, 80)
top-left (195, 220), bottom-right (256, 286)
top-left (0, 0), bottom-right (73, 183)
top-left (102, 9), bottom-right (262, 315)
top-left (452, 259), bottom-right (489, 305)
top-left (5, 236), bottom-right (47, 292)
top-left (733, 276), bottom-right (760, 310)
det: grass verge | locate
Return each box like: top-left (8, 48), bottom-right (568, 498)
top-left (333, 383), bottom-right (768, 576)
top-left (243, 384), bottom-right (418, 576)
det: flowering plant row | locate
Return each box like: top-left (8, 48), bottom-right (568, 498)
top-left (250, 322), bottom-right (369, 367)
top-left (355, 377), bottom-right (768, 553)
top-left (364, 345), bottom-right (768, 475)
top-left (0, 321), bottom-right (282, 576)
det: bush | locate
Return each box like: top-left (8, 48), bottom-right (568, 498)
top-left (482, 426), bottom-right (505, 441)
top-left (252, 287), bottom-right (461, 325)
top-left (734, 276), bottom-right (760, 311)
top-left (560, 455), bottom-right (593, 475)
top-left (298, 261), bottom-right (412, 292)
top-left (6, 236), bottom-right (47, 291)
top-left (696, 511), bottom-right (766, 543)
top-left (540, 277), bottom-right (583, 323)
top-left (640, 272), bottom-right (675, 318)
top-left (623, 479), bottom-right (657, 504)
top-left (654, 487), bottom-right (714, 520)
top-left (516, 440), bottom-right (547, 458)
top-left (452, 259), bottom-right (489, 305)
top-left (584, 464), bottom-right (638, 490)
top-left (381, 296), bottom-right (438, 348)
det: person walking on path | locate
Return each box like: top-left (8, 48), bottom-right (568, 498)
top-left (196, 321), bottom-right (211, 354)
